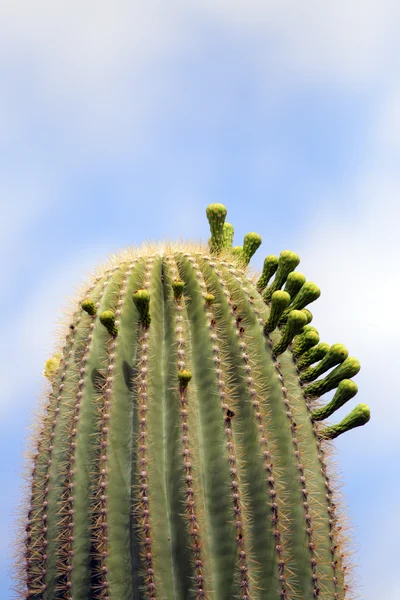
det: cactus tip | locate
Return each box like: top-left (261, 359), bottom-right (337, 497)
top-left (312, 378), bottom-right (358, 421)
top-left (263, 250), bottom-right (300, 302)
top-left (284, 271), bottom-right (306, 301)
top-left (273, 309), bottom-right (308, 355)
top-left (206, 203), bottom-right (227, 220)
top-left (206, 204), bottom-right (228, 254)
top-left (305, 356), bottom-right (360, 398)
top-left (242, 232), bottom-right (262, 265)
top-left (256, 255), bottom-right (279, 292)
top-left (321, 403), bottom-right (370, 439)
top-left (301, 308), bottom-right (313, 324)
top-left (288, 309), bottom-right (309, 329)
top-left (263, 290), bottom-right (291, 334)
top-left (279, 250), bottom-right (301, 268)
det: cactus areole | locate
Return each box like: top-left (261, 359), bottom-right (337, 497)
top-left (14, 204), bottom-right (370, 600)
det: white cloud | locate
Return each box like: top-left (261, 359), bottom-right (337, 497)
top-left (198, 0), bottom-right (399, 84)
top-left (0, 1), bottom-right (398, 149)
top-left (0, 3), bottom-right (187, 151)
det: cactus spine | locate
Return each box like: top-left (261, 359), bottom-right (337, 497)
top-left (13, 205), bottom-right (370, 600)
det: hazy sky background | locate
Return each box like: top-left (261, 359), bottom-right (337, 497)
top-left (1, 2), bottom-right (399, 598)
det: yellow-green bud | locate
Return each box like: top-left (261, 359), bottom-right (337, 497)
top-left (99, 310), bottom-right (118, 336)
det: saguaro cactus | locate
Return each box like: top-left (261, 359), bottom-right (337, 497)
top-left (14, 204), bottom-right (370, 600)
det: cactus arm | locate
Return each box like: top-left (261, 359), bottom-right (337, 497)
top-left (242, 232), bottom-right (262, 265)
top-left (222, 222), bottom-right (234, 249)
top-left (206, 203), bottom-right (227, 254)
top-left (300, 343), bottom-right (348, 383)
top-left (283, 271), bottom-right (306, 300)
top-left (272, 310), bottom-right (308, 355)
top-left (296, 342), bottom-right (330, 371)
top-left (178, 254), bottom-right (237, 599)
top-left (263, 250), bottom-right (300, 302)
top-left (291, 326), bottom-right (320, 357)
top-left (304, 357), bottom-right (361, 398)
top-left (279, 282), bottom-right (321, 324)
top-left (263, 290), bottom-right (291, 334)
top-left (256, 255), bottom-right (279, 292)
top-left (321, 404), bottom-right (370, 439)
top-left (311, 379), bottom-right (358, 422)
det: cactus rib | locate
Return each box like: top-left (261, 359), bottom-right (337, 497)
top-left (201, 255), bottom-right (292, 597)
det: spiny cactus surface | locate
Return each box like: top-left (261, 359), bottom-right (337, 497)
top-left (14, 204), bottom-right (370, 600)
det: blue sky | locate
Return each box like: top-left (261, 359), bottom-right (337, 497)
top-left (1, 2), bottom-right (399, 598)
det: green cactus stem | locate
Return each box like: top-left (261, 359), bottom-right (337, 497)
top-left (222, 222), bottom-right (234, 249)
top-left (263, 290), bottom-right (291, 333)
top-left (15, 202), bottom-right (370, 600)
top-left (206, 203), bottom-right (227, 254)
top-left (256, 254), bottom-right (279, 291)
top-left (312, 379), bottom-right (358, 421)
top-left (305, 356), bottom-right (361, 398)
top-left (263, 250), bottom-right (300, 302)
top-left (280, 281), bottom-right (321, 323)
top-left (300, 343), bottom-right (349, 382)
top-left (321, 404), bottom-right (370, 439)
top-left (272, 309), bottom-right (308, 355)
top-left (283, 271), bottom-right (306, 300)
top-left (242, 232), bottom-right (262, 265)
top-left (292, 325), bottom-right (320, 357)
top-left (296, 341), bottom-right (330, 370)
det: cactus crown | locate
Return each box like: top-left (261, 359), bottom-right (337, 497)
top-left (13, 204), bottom-right (369, 600)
